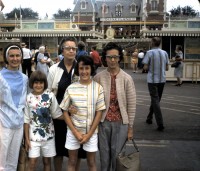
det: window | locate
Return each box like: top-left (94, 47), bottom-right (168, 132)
top-left (151, 0), bottom-right (158, 11)
top-left (130, 4), bottom-right (136, 13)
top-left (115, 4), bottom-right (122, 17)
top-left (102, 4), bottom-right (108, 14)
top-left (81, 0), bottom-right (86, 9)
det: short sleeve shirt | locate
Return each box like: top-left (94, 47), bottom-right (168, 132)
top-left (142, 48), bottom-right (169, 83)
top-left (60, 81), bottom-right (106, 134)
top-left (24, 90), bottom-right (62, 141)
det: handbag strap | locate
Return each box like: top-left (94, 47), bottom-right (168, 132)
top-left (120, 139), bottom-right (139, 153)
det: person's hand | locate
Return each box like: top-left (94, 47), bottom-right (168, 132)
top-left (74, 130), bottom-right (83, 142)
top-left (80, 134), bottom-right (90, 144)
top-left (31, 58), bottom-right (35, 64)
top-left (128, 127), bottom-right (133, 140)
top-left (68, 105), bottom-right (78, 115)
top-left (25, 139), bottom-right (31, 151)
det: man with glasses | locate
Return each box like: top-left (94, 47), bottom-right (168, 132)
top-left (93, 42), bottom-right (136, 171)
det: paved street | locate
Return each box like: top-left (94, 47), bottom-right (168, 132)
top-left (37, 68), bottom-right (200, 171)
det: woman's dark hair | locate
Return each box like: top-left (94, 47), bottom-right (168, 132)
top-left (3, 44), bottom-right (23, 64)
top-left (58, 37), bottom-right (77, 54)
top-left (29, 71), bottom-right (48, 89)
top-left (74, 55), bottom-right (95, 76)
top-left (101, 42), bottom-right (123, 63)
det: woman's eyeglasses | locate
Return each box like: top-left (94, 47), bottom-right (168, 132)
top-left (63, 46), bottom-right (77, 51)
top-left (106, 55), bottom-right (120, 59)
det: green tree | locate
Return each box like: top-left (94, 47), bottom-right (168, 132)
top-left (5, 8), bottom-right (39, 19)
top-left (169, 5), bottom-right (197, 17)
top-left (53, 9), bottom-right (71, 19)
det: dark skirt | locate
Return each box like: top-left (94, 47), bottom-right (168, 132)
top-left (53, 119), bottom-right (87, 158)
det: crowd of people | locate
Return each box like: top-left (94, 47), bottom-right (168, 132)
top-left (0, 36), bottom-right (182, 171)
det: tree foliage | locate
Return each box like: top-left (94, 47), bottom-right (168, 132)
top-left (5, 8), bottom-right (39, 19)
top-left (53, 9), bottom-right (71, 19)
top-left (169, 5), bottom-right (197, 17)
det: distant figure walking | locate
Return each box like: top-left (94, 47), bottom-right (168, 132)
top-left (142, 37), bottom-right (169, 131)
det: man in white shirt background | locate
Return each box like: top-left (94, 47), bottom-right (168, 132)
top-left (21, 42), bottom-right (32, 78)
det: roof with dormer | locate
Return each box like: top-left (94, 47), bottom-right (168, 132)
top-left (73, 0), bottom-right (97, 13)
top-left (96, 0), bottom-right (141, 18)
top-left (73, 0), bottom-right (142, 17)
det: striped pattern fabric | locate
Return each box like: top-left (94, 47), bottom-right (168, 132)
top-left (60, 80), bottom-right (106, 134)
top-left (142, 48), bottom-right (169, 83)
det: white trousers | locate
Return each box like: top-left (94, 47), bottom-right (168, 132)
top-left (0, 123), bottom-right (23, 171)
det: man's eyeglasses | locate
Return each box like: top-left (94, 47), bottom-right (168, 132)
top-left (63, 46), bottom-right (77, 51)
top-left (106, 55), bottom-right (120, 59)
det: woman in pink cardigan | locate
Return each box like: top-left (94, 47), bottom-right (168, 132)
top-left (93, 42), bottom-right (137, 171)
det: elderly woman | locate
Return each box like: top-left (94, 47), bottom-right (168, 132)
top-left (0, 44), bottom-right (28, 170)
top-left (36, 46), bottom-right (50, 76)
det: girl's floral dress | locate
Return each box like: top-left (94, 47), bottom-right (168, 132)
top-left (24, 89), bottom-right (62, 141)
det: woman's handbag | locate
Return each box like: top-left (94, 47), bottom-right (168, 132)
top-left (116, 139), bottom-right (141, 171)
top-left (171, 61), bottom-right (181, 68)
top-left (17, 142), bottom-right (28, 171)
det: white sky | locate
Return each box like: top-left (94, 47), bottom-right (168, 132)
top-left (1, 0), bottom-right (200, 19)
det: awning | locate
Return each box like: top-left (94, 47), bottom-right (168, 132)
top-left (141, 30), bottom-right (200, 37)
top-left (86, 38), bottom-right (151, 43)
top-left (0, 30), bottom-right (104, 39)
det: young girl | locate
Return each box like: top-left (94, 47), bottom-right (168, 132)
top-left (60, 55), bottom-right (106, 171)
top-left (24, 70), bottom-right (63, 171)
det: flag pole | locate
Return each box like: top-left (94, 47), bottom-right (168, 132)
top-left (143, 0), bottom-right (147, 29)
top-left (102, 2), bottom-right (105, 34)
top-left (20, 6), bottom-right (22, 29)
top-left (92, 1), bottom-right (95, 31)
top-left (15, 13), bottom-right (16, 28)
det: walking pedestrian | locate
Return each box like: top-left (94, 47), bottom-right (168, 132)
top-left (76, 41), bottom-right (88, 60)
top-left (90, 46), bottom-right (101, 73)
top-left (131, 48), bottom-right (138, 73)
top-left (36, 46), bottom-right (50, 77)
top-left (93, 42), bottom-right (136, 171)
top-left (174, 45), bottom-right (183, 86)
top-left (142, 37), bottom-right (169, 131)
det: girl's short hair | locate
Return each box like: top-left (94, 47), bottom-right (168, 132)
top-left (29, 71), bottom-right (48, 89)
top-left (74, 55), bottom-right (95, 76)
